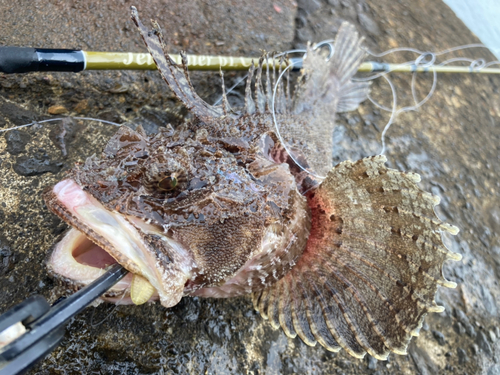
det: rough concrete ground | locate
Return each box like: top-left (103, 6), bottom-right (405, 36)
top-left (1, 0), bottom-right (499, 374)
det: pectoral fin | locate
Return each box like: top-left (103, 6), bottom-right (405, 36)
top-left (253, 155), bottom-right (460, 359)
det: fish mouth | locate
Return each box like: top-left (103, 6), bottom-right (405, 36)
top-left (49, 228), bottom-right (143, 304)
top-left (44, 179), bottom-right (191, 307)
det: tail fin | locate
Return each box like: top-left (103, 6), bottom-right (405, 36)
top-left (253, 156), bottom-right (461, 359)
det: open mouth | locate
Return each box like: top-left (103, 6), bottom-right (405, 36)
top-left (49, 228), bottom-right (141, 304)
top-left (44, 179), bottom-right (188, 306)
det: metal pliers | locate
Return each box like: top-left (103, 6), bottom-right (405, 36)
top-left (0, 264), bottom-right (128, 375)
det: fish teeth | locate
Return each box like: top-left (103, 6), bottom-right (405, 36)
top-left (131, 274), bottom-right (155, 305)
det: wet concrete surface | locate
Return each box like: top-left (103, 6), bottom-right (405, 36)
top-left (0, 0), bottom-right (499, 374)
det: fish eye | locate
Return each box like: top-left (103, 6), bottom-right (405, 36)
top-left (158, 175), bottom-right (178, 191)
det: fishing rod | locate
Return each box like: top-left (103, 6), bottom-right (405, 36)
top-left (1, 47), bottom-right (500, 74)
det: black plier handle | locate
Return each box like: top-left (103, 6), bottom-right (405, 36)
top-left (0, 264), bottom-right (128, 375)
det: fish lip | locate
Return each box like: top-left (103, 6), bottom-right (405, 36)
top-left (43, 183), bottom-right (143, 276)
top-left (43, 179), bottom-right (160, 304)
top-left (45, 228), bottom-right (140, 303)
top-left (43, 179), bottom-right (192, 308)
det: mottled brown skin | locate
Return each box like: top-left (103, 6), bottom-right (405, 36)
top-left (44, 123), bottom-right (311, 294)
top-left (43, 8), bottom-right (461, 360)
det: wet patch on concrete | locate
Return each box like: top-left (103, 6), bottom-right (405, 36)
top-left (4, 129), bottom-right (31, 155)
top-left (12, 154), bottom-right (63, 176)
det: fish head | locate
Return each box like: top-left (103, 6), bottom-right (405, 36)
top-left (44, 125), bottom-right (310, 307)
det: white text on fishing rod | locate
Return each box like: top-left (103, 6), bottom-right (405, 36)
top-left (121, 53), bottom-right (254, 68)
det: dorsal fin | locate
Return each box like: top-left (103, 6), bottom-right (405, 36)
top-left (254, 56), bottom-right (266, 113)
top-left (219, 69), bottom-right (232, 116)
top-left (244, 62), bottom-right (256, 114)
top-left (131, 7), bottom-right (228, 122)
top-left (272, 54), bottom-right (287, 114)
top-left (265, 53), bottom-right (272, 112)
top-left (277, 22), bottom-right (371, 177)
top-left (249, 52), bottom-right (287, 114)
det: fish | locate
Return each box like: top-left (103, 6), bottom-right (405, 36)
top-left (42, 6), bottom-right (461, 360)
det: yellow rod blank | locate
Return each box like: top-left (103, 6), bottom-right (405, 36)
top-left (358, 62), bottom-right (500, 74)
top-left (84, 51), bottom-right (272, 71)
top-left (84, 51), bottom-right (500, 74)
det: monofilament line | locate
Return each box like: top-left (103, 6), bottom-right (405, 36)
top-left (0, 117), bottom-right (122, 133)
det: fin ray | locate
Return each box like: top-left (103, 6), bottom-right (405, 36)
top-left (291, 275), bottom-right (317, 346)
top-left (307, 271), bottom-right (365, 356)
top-left (253, 156), bottom-right (460, 358)
top-left (276, 22), bottom-right (370, 176)
top-left (131, 8), bottom-right (226, 122)
top-left (245, 63), bottom-right (256, 114)
top-left (299, 272), bottom-right (341, 351)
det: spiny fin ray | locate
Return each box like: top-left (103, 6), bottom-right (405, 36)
top-left (278, 22), bottom-right (371, 176)
top-left (131, 7), bottom-right (226, 122)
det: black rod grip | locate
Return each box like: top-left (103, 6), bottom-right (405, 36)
top-left (0, 47), bottom-right (85, 73)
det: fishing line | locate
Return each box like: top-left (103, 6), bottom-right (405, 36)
top-left (270, 50), bottom-right (329, 180)
top-left (0, 117), bottom-right (121, 133)
top-left (355, 43), bottom-right (500, 155)
top-left (364, 43), bottom-right (489, 60)
top-left (90, 287), bottom-right (128, 327)
top-left (213, 74), bottom-right (248, 106)
top-left (355, 64), bottom-right (438, 155)
top-left (483, 61), bottom-right (500, 68)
